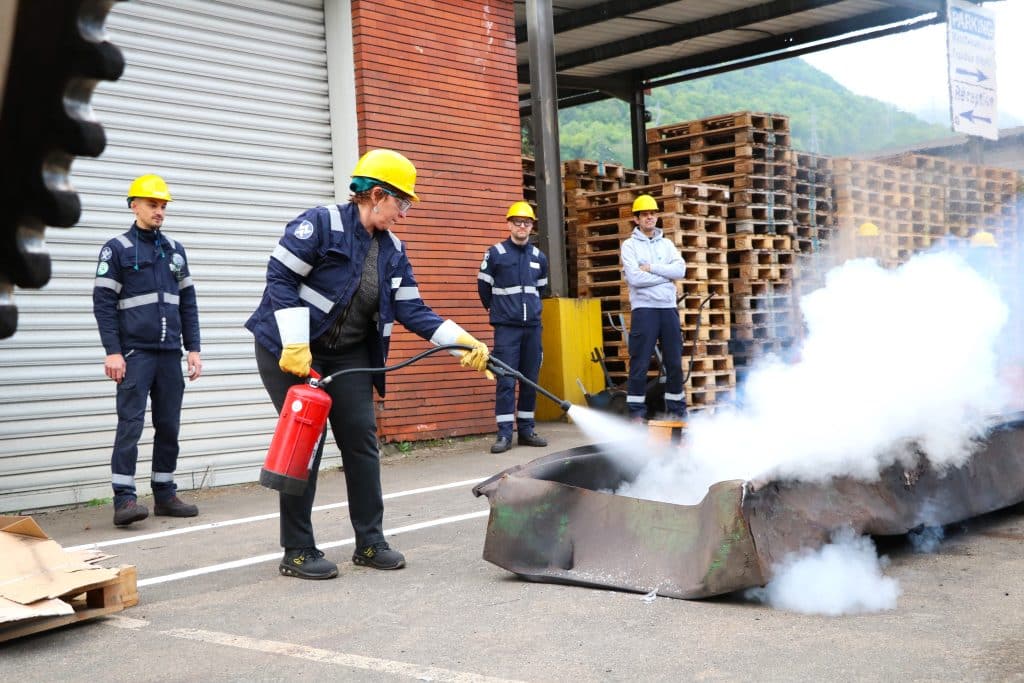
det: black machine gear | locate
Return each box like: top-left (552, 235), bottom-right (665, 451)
top-left (0, 0), bottom-right (126, 339)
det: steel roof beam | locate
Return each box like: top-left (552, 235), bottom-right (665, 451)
top-left (636, 6), bottom-right (933, 83)
top-left (517, 0), bottom-right (849, 82)
top-left (515, 0), bottom-right (679, 43)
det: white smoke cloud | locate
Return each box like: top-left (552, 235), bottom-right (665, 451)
top-left (617, 251), bottom-right (1010, 506)
top-left (746, 528), bottom-right (901, 615)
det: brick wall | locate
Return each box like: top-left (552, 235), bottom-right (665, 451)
top-left (351, 0), bottom-right (522, 442)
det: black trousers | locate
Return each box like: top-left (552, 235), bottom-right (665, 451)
top-left (255, 340), bottom-right (383, 550)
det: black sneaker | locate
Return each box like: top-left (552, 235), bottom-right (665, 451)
top-left (113, 500), bottom-right (149, 527)
top-left (518, 432), bottom-right (547, 447)
top-left (280, 547), bottom-right (338, 579)
top-left (352, 542), bottom-right (406, 570)
top-left (490, 436), bottom-right (512, 454)
top-left (154, 496), bottom-right (199, 517)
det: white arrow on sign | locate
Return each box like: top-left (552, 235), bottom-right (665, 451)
top-left (947, 0), bottom-right (998, 140)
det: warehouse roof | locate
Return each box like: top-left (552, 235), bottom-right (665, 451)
top-left (514, 0), bottom-right (962, 110)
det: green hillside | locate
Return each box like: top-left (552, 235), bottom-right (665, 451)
top-left (543, 59), bottom-right (950, 164)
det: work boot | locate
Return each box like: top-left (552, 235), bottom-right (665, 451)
top-left (352, 542), bottom-right (406, 570)
top-left (154, 496), bottom-right (199, 517)
top-left (113, 499), bottom-right (149, 527)
top-left (518, 431), bottom-right (547, 447)
top-left (280, 547), bottom-right (338, 579)
top-left (490, 436), bottom-right (512, 454)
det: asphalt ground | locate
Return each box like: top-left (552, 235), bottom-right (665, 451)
top-left (2, 420), bottom-right (1024, 682)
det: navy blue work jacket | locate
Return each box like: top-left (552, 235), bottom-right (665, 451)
top-left (245, 202), bottom-right (448, 397)
top-left (93, 225), bottom-right (200, 356)
top-left (477, 238), bottom-right (549, 327)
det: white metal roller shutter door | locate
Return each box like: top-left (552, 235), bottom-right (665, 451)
top-left (0, 0), bottom-right (340, 511)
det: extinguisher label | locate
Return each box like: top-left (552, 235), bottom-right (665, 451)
top-left (308, 432), bottom-right (325, 472)
top-left (291, 399), bottom-right (303, 412)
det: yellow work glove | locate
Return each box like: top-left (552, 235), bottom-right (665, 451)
top-left (279, 343), bottom-right (312, 377)
top-left (455, 332), bottom-right (493, 379)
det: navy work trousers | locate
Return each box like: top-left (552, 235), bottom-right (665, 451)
top-left (493, 324), bottom-right (543, 439)
top-left (255, 340), bottom-right (383, 551)
top-left (626, 307), bottom-right (685, 418)
top-left (110, 349), bottom-right (185, 506)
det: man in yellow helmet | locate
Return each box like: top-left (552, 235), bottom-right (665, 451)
top-left (477, 201), bottom-right (550, 453)
top-left (93, 174), bottom-right (202, 527)
top-left (621, 194), bottom-right (687, 421)
top-left (246, 149), bottom-right (492, 579)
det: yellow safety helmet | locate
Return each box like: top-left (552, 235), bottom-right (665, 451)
top-left (632, 194), bottom-right (659, 213)
top-left (857, 222), bottom-right (880, 237)
top-left (969, 230), bottom-right (997, 248)
top-left (351, 149), bottom-right (419, 201)
top-left (506, 201), bottom-right (536, 220)
top-left (127, 174), bottom-right (172, 207)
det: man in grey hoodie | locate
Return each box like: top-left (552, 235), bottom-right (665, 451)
top-left (620, 194), bottom-right (688, 421)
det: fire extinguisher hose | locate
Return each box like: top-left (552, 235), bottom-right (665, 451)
top-left (314, 344), bottom-right (571, 413)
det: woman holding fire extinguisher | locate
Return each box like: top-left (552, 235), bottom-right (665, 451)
top-left (245, 149), bottom-right (491, 580)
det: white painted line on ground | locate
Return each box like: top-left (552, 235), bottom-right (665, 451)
top-left (163, 628), bottom-right (525, 683)
top-left (137, 509), bottom-right (489, 587)
top-left (103, 615), bottom-right (150, 629)
top-left (66, 478), bottom-right (485, 552)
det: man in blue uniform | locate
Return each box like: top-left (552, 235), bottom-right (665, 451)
top-left (477, 201), bottom-right (550, 453)
top-left (621, 194), bottom-right (687, 422)
top-left (93, 174), bottom-right (202, 527)
top-left (247, 149), bottom-right (492, 579)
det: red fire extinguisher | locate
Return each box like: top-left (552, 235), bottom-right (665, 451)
top-left (260, 369), bottom-right (332, 495)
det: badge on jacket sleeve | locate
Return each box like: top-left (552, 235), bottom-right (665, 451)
top-left (294, 220), bottom-right (314, 240)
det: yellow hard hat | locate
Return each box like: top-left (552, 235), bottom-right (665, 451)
top-left (351, 149), bottom-right (419, 201)
top-left (970, 230), bottom-right (997, 248)
top-left (632, 194), bottom-right (659, 213)
top-left (127, 174), bottom-right (172, 207)
top-left (857, 222), bottom-right (880, 237)
top-left (506, 201), bottom-right (536, 220)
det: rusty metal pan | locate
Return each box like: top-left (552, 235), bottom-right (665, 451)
top-left (473, 413), bottom-right (1024, 599)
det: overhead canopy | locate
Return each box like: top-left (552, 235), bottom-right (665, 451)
top-left (514, 0), bottom-right (958, 111)
top-left (513, 0), bottom-right (978, 297)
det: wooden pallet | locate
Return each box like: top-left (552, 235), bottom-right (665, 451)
top-left (0, 565), bottom-right (138, 643)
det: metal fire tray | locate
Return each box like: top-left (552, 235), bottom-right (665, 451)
top-left (472, 412), bottom-right (1024, 599)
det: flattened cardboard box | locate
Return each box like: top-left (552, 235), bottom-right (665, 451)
top-left (0, 515), bottom-right (119, 624)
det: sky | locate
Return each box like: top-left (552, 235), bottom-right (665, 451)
top-left (803, 0), bottom-right (1022, 125)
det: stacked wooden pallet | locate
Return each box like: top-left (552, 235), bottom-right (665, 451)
top-left (563, 158), bottom-right (648, 297)
top-left (574, 181), bottom-right (734, 410)
top-left (833, 157), bottom-right (946, 268)
top-left (647, 112), bottom-right (799, 382)
top-left (789, 152), bottom-right (837, 344)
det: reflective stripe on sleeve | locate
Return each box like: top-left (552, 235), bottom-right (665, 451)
top-left (272, 244), bottom-right (313, 277)
top-left (298, 284), bottom-right (334, 313)
top-left (395, 286), bottom-right (421, 301)
top-left (94, 277), bottom-right (122, 293)
top-left (477, 272), bottom-right (494, 284)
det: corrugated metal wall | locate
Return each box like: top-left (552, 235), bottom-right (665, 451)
top-left (351, 0), bottom-right (524, 442)
top-left (0, 0), bottom-right (339, 511)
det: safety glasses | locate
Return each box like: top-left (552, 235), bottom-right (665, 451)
top-left (380, 187), bottom-right (412, 213)
top-left (510, 218), bottom-right (534, 228)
